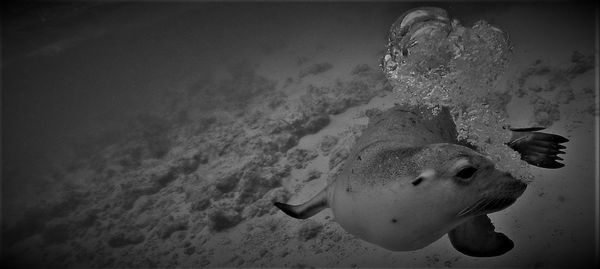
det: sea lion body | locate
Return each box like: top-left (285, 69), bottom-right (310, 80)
top-left (328, 106), bottom-right (522, 251)
top-left (275, 105), bottom-right (567, 256)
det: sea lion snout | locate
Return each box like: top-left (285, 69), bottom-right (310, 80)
top-left (503, 178), bottom-right (527, 194)
top-left (492, 172), bottom-right (527, 198)
top-left (458, 169), bottom-right (527, 217)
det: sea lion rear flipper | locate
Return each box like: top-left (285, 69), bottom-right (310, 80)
top-left (448, 214), bottom-right (514, 257)
top-left (507, 127), bottom-right (568, 169)
top-left (274, 188), bottom-right (328, 219)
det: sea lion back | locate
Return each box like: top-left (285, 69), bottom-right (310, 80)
top-left (353, 105), bottom-right (458, 155)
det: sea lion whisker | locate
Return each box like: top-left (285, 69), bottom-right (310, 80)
top-left (488, 198), bottom-right (502, 211)
top-left (457, 199), bottom-right (481, 216)
top-left (458, 198), bottom-right (485, 217)
top-left (457, 202), bottom-right (476, 217)
top-left (473, 198), bottom-right (496, 215)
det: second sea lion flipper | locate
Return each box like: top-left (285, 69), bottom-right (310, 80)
top-left (507, 127), bottom-right (568, 169)
top-left (448, 214), bottom-right (514, 257)
top-left (274, 188), bottom-right (328, 219)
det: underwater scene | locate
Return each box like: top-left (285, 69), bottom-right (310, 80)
top-left (1, 1), bottom-right (597, 268)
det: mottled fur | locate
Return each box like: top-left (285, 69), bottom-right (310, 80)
top-left (343, 106), bottom-right (457, 186)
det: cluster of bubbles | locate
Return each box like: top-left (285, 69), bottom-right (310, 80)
top-left (381, 7), bottom-right (533, 181)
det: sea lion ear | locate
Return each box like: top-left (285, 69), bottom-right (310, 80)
top-left (448, 214), bottom-right (514, 257)
top-left (411, 169), bottom-right (435, 186)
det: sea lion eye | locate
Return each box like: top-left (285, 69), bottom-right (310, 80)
top-left (401, 48), bottom-right (409, 57)
top-left (456, 167), bottom-right (477, 179)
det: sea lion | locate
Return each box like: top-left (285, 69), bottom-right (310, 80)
top-left (275, 105), bottom-right (567, 257)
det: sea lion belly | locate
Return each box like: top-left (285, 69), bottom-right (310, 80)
top-left (329, 175), bottom-right (465, 251)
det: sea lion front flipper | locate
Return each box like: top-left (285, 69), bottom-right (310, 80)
top-left (274, 188), bottom-right (328, 219)
top-left (448, 214), bottom-right (514, 257)
top-left (507, 127), bottom-right (568, 169)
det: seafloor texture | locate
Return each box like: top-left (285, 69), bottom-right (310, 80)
top-left (1, 2), bottom-right (597, 268)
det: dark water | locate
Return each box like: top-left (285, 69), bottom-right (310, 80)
top-left (2, 2), bottom-right (390, 190)
top-left (1, 1), bottom-right (597, 268)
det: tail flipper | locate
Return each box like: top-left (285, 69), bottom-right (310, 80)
top-left (274, 188), bottom-right (328, 219)
top-left (507, 127), bottom-right (568, 169)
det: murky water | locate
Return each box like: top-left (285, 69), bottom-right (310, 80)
top-left (1, 2), bottom-right (597, 268)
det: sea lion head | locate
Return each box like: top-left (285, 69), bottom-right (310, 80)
top-left (326, 142), bottom-right (526, 251)
top-left (407, 143), bottom-right (527, 220)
